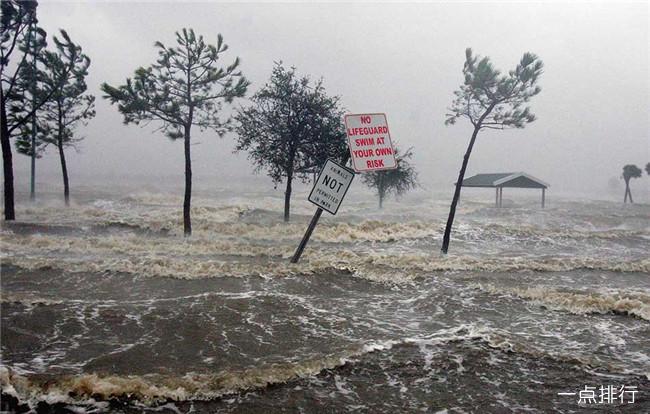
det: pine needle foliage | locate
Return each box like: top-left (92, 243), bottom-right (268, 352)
top-left (102, 28), bottom-right (249, 235)
top-left (441, 48), bottom-right (543, 254)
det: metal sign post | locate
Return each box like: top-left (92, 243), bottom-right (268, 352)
top-left (290, 155), bottom-right (352, 263)
top-left (290, 208), bottom-right (324, 264)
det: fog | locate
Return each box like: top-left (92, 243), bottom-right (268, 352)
top-left (13, 1), bottom-right (649, 200)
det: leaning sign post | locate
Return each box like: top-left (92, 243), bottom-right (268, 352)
top-left (290, 157), bottom-right (354, 263)
top-left (290, 113), bottom-right (397, 263)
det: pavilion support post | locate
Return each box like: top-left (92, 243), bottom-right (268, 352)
top-left (495, 187), bottom-right (499, 207)
top-left (499, 187), bottom-right (503, 208)
top-left (541, 188), bottom-right (545, 208)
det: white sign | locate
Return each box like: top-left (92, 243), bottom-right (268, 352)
top-left (345, 113), bottom-right (397, 172)
top-left (308, 159), bottom-right (355, 215)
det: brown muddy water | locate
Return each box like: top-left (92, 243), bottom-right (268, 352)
top-left (1, 188), bottom-right (649, 413)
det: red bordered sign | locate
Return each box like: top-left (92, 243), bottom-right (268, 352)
top-left (344, 113), bottom-right (398, 172)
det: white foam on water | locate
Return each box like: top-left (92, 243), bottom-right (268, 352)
top-left (471, 283), bottom-right (650, 321)
top-left (3, 195), bottom-right (649, 411)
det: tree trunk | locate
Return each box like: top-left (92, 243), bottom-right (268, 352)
top-left (57, 141), bottom-right (70, 206)
top-left (624, 180), bottom-right (631, 203)
top-left (30, 133), bottom-right (36, 201)
top-left (1, 89), bottom-right (15, 221)
top-left (284, 173), bottom-right (292, 223)
top-left (441, 125), bottom-right (481, 254)
top-left (56, 109), bottom-right (70, 206)
top-left (30, 34), bottom-right (37, 202)
top-left (628, 185), bottom-right (634, 203)
top-left (283, 148), bottom-right (296, 223)
top-left (183, 125), bottom-right (192, 236)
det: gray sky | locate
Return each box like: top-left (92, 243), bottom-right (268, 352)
top-left (14, 1), bottom-right (650, 198)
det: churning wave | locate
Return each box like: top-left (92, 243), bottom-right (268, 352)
top-left (1, 340), bottom-right (401, 407)
top-left (3, 250), bottom-right (649, 283)
top-left (2, 323), bottom-right (642, 410)
top-left (3, 202), bottom-right (650, 281)
top-left (472, 283), bottom-right (650, 321)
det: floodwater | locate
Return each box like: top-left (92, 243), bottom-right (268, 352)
top-left (1, 186), bottom-right (649, 413)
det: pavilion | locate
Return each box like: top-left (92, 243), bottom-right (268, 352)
top-left (459, 172), bottom-right (549, 208)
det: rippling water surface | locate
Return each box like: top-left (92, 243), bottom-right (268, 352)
top-left (1, 188), bottom-right (649, 412)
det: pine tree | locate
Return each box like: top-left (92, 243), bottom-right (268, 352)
top-left (234, 63), bottom-right (347, 222)
top-left (441, 48), bottom-right (543, 254)
top-left (1, 0), bottom-right (39, 220)
top-left (10, 20), bottom-right (47, 201)
top-left (14, 30), bottom-right (95, 206)
top-left (102, 28), bottom-right (249, 235)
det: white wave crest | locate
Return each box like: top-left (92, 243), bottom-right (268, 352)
top-left (472, 283), bottom-right (650, 321)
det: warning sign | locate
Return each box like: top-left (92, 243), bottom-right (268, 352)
top-left (345, 113), bottom-right (397, 172)
top-left (308, 159), bottom-right (355, 215)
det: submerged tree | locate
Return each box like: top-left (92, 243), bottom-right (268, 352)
top-left (362, 146), bottom-right (418, 209)
top-left (441, 48), bottom-right (543, 254)
top-left (102, 28), bottom-right (249, 235)
top-left (645, 162), bottom-right (650, 176)
top-left (622, 164), bottom-right (642, 203)
top-left (234, 63), bottom-right (347, 222)
top-left (15, 30), bottom-right (95, 206)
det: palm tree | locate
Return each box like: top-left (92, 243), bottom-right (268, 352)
top-left (622, 164), bottom-right (642, 203)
